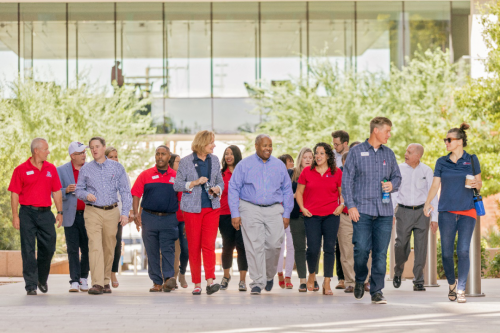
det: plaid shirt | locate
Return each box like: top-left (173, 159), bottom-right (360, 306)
top-left (75, 158), bottom-right (132, 216)
top-left (341, 139), bottom-right (402, 217)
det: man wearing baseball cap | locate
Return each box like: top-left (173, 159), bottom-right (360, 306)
top-left (57, 142), bottom-right (90, 293)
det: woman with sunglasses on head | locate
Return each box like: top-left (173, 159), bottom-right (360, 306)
top-left (219, 145), bottom-right (248, 291)
top-left (296, 143), bottom-right (344, 295)
top-left (424, 123), bottom-right (482, 304)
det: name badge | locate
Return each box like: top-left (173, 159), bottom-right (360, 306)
top-left (26, 171), bottom-right (34, 175)
top-left (361, 152), bottom-right (369, 157)
top-left (152, 175), bottom-right (159, 180)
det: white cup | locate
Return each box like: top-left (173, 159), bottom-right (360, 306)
top-left (465, 175), bottom-right (474, 188)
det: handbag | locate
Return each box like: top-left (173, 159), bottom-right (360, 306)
top-left (470, 155), bottom-right (486, 216)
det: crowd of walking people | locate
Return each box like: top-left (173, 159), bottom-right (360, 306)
top-left (8, 117), bottom-right (482, 304)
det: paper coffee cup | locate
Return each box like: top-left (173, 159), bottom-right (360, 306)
top-left (465, 175), bottom-right (474, 188)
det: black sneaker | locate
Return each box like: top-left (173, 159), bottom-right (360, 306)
top-left (38, 282), bottom-right (48, 294)
top-left (265, 279), bottom-right (273, 292)
top-left (393, 275), bottom-right (401, 288)
top-left (206, 283), bottom-right (220, 295)
top-left (27, 289), bottom-right (37, 296)
top-left (220, 276), bottom-right (231, 290)
top-left (413, 283), bottom-right (426, 291)
top-left (371, 292), bottom-right (387, 304)
top-left (354, 282), bottom-right (365, 299)
top-left (251, 286), bottom-right (261, 295)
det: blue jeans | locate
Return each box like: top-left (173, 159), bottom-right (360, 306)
top-left (304, 215), bottom-right (340, 278)
top-left (178, 221), bottom-right (189, 275)
top-left (352, 213), bottom-right (392, 296)
top-left (142, 211), bottom-right (179, 285)
top-left (438, 212), bottom-right (476, 291)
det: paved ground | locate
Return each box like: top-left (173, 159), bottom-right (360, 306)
top-left (1, 274), bottom-right (500, 333)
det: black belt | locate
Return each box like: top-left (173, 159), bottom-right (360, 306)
top-left (21, 205), bottom-right (51, 212)
top-left (76, 210), bottom-right (85, 215)
top-left (86, 203), bottom-right (118, 211)
top-left (243, 200), bottom-right (280, 208)
top-left (398, 204), bottom-right (425, 210)
top-left (342, 212), bottom-right (349, 216)
top-left (143, 209), bottom-right (175, 217)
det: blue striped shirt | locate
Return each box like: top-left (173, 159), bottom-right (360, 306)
top-left (75, 158), bottom-right (132, 216)
top-left (341, 139), bottom-right (402, 217)
top-left (228, 154), bottom-right (294, 219)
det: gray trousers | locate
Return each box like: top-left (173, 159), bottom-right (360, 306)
top-left (393, 206), bottom-right (430, 284)
top-left (239, 200), bottom-right (285, 289)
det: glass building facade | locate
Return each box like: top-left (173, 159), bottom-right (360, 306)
top-left (0, 1), bottom-right (471, 134)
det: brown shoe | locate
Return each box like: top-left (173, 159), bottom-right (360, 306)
top-left (103, 284), bottom-right (112, 294)
top-left (163, 277), bottom-right (176, 292)
top-left (344, 286), bottom-right (354, 293)
top-left (335, 280), bottom-right (345, 289)
top-left (364, 282), bottom-right (370, 292)
top-left (150, 284), bottom-right (163, 292)
top-left (88, 285), bottom-right (103, 295)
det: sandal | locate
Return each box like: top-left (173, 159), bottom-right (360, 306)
top-left (448, 281), bottom-right (457, 302)
top-left (192, 287), bottom-right (202, 295)
top-left (112, 281), bottom-right (119, 288)
top-left (313, 281), bottom-right (320, 292)
top-left (298, 283), bottom-right (307, 292)
top-left (278, 272), bottom-right (285, 289)
top-left (285, 277), bottom-right (293, 289)
top-left (322, 281), bottom-right (333, 296)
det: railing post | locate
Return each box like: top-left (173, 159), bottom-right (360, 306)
top-left (466, 216), bottom-right (485, 297)
top-left (424, 227), bottom-right (439, 287)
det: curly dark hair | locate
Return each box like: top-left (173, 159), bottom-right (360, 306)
top-left (448, 122), bottom-right (470, 147)
top-left (311, 142), bottom-right (336, 175)
top-left (221, 145), bottom-right (243, 173)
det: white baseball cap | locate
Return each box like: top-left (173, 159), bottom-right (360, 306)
top-left (68, 141), bottom-right (88, 155)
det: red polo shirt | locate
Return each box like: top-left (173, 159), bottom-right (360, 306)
top-left (220, 169), bottom-right (232, 215)
top-left (8, 158), bottom-right (62, 207)
top-left (72, 163), bottom-right (86, 211)
top-left (132, 166), bottom-right (180, 213)
top-left (298, 166), bottom-right (342, 216)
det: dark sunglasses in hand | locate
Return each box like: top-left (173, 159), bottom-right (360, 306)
top-left (443, 138), bottom-right (461, 144)
top-left (204, 181), bottom-right (219, 200)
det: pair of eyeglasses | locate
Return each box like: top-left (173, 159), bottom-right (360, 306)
top-left (74, 151), bottom-right (86, 155)
top-left (443, 138), bottom-right (461, 144)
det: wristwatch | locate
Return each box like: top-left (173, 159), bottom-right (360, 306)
top-left (57, 211), bottom-right (63, 215)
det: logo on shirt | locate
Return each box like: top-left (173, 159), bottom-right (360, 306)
top-left (383, 160), bottom-right (386, 166)
top-left (46, 171), bottom-right (52, 178)
top-left (152, 175), bottom-right (159, 180)
top-left (169, 177), bottom-right (175, 183)
top-left (463, 162), bottom-right (471, 165)
top-left (26, 171), bottom-right (34, 176)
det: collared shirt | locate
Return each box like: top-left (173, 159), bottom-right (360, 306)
top-left (392, 162), bottom-right (438, 222)
top-left (228, 154), bottom-right (294, 219)
top-left (298, 167), bottom-right (343, 216)
top-left (72, 162), bottom-right (86, 211)
top-left (8, 158), bottom-right (61, 207)
top-left (75, 157), bottom-right (132, 216)
top-left (335, 151), bottom-right (343, 168)
top-left (131, 166), bottom-right (179, 213)
top-left (220, 169), bottom-right (232, 215)
top-left (434, 151), bottom-right (480, 212)
top-left (193, 153), bottom-right (212, 209)
top-left (341, 139), bottom-right (402, 217)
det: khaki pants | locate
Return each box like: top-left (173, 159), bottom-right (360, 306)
top-left (338, 213), bottom-right (371, 287)
top-left (84, 206), bottom-right (119, 287)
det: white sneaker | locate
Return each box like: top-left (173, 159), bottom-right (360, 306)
top-left (80, 278), bottom-right (89, 292)
top-left (69, 282), bottom-right (80, 292)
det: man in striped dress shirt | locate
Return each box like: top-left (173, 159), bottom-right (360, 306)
top-left (342, 117), bottom-right (402, 304)
top-left (75, 136), bottom-right (132, 295)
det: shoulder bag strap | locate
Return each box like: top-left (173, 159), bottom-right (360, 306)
top-left (471, 154), bottom-right (479, 196)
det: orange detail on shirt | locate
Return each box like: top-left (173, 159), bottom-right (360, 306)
top-left (449, 208), bottom-right (476, 219)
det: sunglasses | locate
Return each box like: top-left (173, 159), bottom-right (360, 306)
top-left (443, 138), bottom-right (461, 144)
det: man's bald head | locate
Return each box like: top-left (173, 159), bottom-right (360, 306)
top-left (255, 134), bottom-right (271, 145)
top-left (254, 134), bottom-right (273, 161)
top-left (405, 143), bottom-right (424, 168)
top-left (408, 143), bottom-right (424, 158)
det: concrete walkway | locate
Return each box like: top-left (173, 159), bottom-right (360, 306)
top-left (1, 274), bottom-right (500, 333)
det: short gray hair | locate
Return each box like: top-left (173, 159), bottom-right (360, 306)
top-left (408, 143), bottom-right (424, 158)
top-left (31, 138), bottom-right (47, 154)
top-left (255, 134), bottom-right (271, 145)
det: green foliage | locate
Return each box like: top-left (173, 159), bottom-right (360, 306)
top-left (436, 235), bottom-right (488, 279)
top-left (486, 251), bottom-right (500, 278)
top-left (0, 79), bottom-right (155, 250)
top-left (250, 48), bottom-right (497, 195)
top-left (484, 226), bottom-right (500, 248)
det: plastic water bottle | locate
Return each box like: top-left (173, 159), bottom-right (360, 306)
top-left (382, 179), bottom-right (390, 204)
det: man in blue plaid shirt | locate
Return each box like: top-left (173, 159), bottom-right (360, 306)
top-left (342, 117), bottom-right (402, 304)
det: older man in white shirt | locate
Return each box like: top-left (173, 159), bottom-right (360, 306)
top-left (391, 143), bottom-right (438, 291)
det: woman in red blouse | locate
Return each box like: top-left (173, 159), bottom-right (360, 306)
top-left (296, 142), bottom-right (344, 295)
top-left (219, 145), bottom-right (248, 291)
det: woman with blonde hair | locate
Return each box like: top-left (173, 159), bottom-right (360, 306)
top-left (173, 130), bottom-right (224, 295)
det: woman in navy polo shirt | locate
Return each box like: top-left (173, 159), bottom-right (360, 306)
top-left (424, 123), bottom-right (482, 304)
top-left (296, 142), bottom-right (344, 295)
top-left (219, 145), bottom-right (248, 292)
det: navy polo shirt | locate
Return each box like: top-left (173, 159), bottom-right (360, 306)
top-left (131, 166), bottom-right (178, 213)
top-left (434, 151), bottom-right (481, 212)
top-left (193, 153), bottom-right (212, 209)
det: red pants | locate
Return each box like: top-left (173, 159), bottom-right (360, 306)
top-left (183, 208), bottom-right (220, 284)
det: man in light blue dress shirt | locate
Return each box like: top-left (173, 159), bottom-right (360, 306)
top-left (229, 134), bottom-right (294, 295)
top-left (75, 136), bottom-right (131, 295)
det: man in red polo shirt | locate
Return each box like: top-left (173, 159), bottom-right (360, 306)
top-left (8, 138), bottom-right (63, 295)
top-left (132, 145), bottom-right (180, 292)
